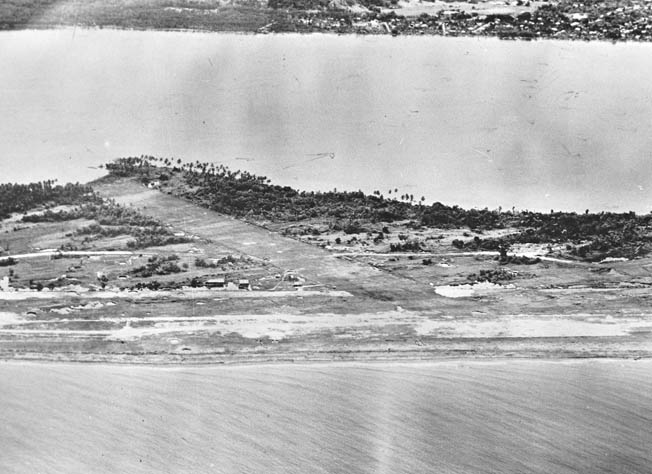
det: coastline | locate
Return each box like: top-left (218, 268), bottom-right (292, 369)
top-left (5, 23), bottom-right (652, 44)
top-left (1, 353), bottom-right (650, 369)
top-left (2, 343), bottom-right (650, 367)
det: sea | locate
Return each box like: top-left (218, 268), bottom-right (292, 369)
top-left (1, 360), bottom-right (651, 473)
top-left (1, 30), bottom-right (652, 212)
top-left (2, 29), bottom-right (652, 474)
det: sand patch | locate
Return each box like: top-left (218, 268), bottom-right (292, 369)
top-left (0, 312), bottom-right (20, 326)
top-left (416, 315), bottom-right (652, 338)
top-left (435, 282), bottom-right (515, 298)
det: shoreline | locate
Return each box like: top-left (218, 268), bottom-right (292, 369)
top-left (1, 347), bottom-right (650, 368)
top-left (4, 24), bottom-right (652, 45)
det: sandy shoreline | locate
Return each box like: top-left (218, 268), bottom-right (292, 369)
top-left (3, 354), bottom-right (650, 369)
top-left (1, 347), bottom-right (650, 368)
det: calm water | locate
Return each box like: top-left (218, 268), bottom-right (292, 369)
top-left (1, 360), bottom-right (651, 473)
top-left (1, 30), bottom-right (652, 212)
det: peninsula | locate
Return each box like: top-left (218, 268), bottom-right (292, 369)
top-left (1, 156), bottom-right (651, 364)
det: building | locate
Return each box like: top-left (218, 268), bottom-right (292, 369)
top-left (205, 276), bottom-right (226, 288)
top-left (0, 276), bottom-right (11, 292)
top-left (238, 279), bottom-right (251, 290)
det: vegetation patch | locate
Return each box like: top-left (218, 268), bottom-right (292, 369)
top-left (21, 199), bottom-right (194, 250)
top-left (0, 181), bottom-right (99, 220)
top-left (467, 268), bottom-right (517, 284)
top-left (132, 255), bottom-right (187, 278)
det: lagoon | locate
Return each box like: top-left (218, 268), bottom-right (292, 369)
top-left (1, 30), bottom-right (652, 212)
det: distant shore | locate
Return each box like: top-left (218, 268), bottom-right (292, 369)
top-left (3, 0), bottom-right (652, 43)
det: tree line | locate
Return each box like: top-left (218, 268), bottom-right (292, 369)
top-left (0, 181), bottom-right (98, 220)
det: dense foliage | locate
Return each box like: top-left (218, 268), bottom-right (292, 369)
top-left (0, 181), bottom-right (98, 220)
top-left (106, 156), bottom-right (500, 227)
top-left (132, 255), bottom-right (186, 277)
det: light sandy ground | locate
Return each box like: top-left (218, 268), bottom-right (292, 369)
top-left (338, 250), bottom-right (594, 266)
top-left (2, 308), bottom-right (652, 341)
top-left (385, 0), bottom-right (547, 17)
top-left (435, 282), bottom-right (515, 297)
top-left (414, 316), bottom-right (651, 338)
top-left (0, 312), bottom-right (20, 325)
top-left (0, 250), bottom-right (141, 262)
top-left (0, 288), bottom-right (351, 300)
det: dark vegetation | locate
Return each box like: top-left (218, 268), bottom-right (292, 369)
top-left (106, 156), bottom-right (505, 227)
top-left (0, 257), bottom-right (17, 267)
top-left (499, 255), bottom-right (541, 265)
top-left (467, 268), bottom-right (516, 284)
top-left (454, 212), bottom-right (652, 261)
top-left (195, 255), bottom-right (246, 268)
top-left (390, 240), bottom-right (423, 252)
top-left (2, 0), bottom-right (652, 42)
top-left (132, 255), bottom-right (186, 278)
top-left (0, 181), bottom-right (98, 220)
top-left (104, 156), bottom-right (652, 262)
top-left (283, 2), bottom-right (652, 41)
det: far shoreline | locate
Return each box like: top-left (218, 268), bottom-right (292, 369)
top-left (3, 23), bottom-right (652, 46)
top-left (1, 350), bottom-right (649, 368)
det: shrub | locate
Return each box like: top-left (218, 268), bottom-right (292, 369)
top-left (0, 257), bottom-right (17, 267)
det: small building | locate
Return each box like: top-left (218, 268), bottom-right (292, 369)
top-left (238, 279), bottom-right (251, 290)
top-left (0, 276), bottom-right (11, 292)
top-left (205, 277), bottom-right (226, 289)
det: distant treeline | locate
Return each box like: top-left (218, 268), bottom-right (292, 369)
top-left (0, 181), bottom-right (98, 220)
top-left (3, 0), bottom-right (652, 43)
top-left (104, 156), bottom-right (652, 261)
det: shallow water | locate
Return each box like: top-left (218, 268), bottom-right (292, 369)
top-left (1, 30), bottom-right (652, 212)
top-left (2, 360), bottom-right (651, 473)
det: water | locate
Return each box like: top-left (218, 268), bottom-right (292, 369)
top-left (1, 360), bottom-right (651, 473)
top-left (1, 30), bottom-right (652, 212)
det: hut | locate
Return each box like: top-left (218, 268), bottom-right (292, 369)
top-left (205, 276), bottom-right (226, 289)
